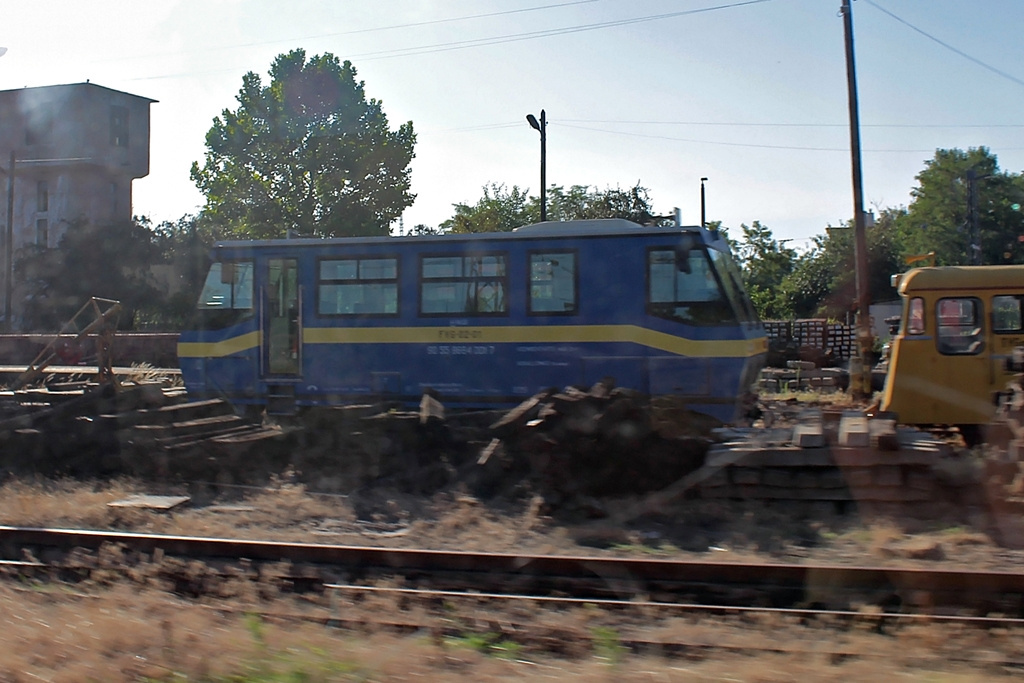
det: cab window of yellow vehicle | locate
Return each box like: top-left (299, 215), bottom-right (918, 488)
top-left (907, 297), bottom-right (925, 334)
top-left (936, 297), bottom-right (984, 355)
top-left (993, 295), bottom-right (1023, 333)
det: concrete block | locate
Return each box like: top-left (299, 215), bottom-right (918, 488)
top-left (838, 413), bottom-right (870, 447)
top-left (792, 423), bottom-right (825, 448)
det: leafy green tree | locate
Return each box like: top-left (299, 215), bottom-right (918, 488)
top-left (539, 182), bottom-right (667, 224)
top-left (192, 49), bottom-right (416, 239)
top-left (145, 215), bottom-right (218, 328)
top-left (780, 210), bottom-right (904, 319)
top-left (733, 221), bottom-right (797, 319)
top-left (441, 182), bottom-right (666, 233)
top-left (16, 219), bottom-right (164, 331)
top-left (893, 147), bottom-right (1024, 265)
top-left (441, 183), bottom-right (535, 233)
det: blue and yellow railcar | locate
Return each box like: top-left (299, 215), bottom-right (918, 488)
top-left (177, 219), bottom-right (767, 422)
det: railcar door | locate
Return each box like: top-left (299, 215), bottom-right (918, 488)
top-left (262, 258), bottom-right (302, 378)
top-left (991, 293), bottom-right (1024, 395)
top-left (933, 296), bottom-right (990, 425)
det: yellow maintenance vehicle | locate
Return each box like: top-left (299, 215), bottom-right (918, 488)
top-left (880, 265), bottom-right (1024, 445)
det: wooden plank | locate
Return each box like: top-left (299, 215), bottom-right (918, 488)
top-left (107, 494), bottom-right (190, 511)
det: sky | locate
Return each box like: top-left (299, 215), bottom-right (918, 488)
top-left (1, 0), bottom-right (1023, 251)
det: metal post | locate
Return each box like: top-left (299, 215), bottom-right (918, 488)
top-left (700, 177), bottom-right (708, 227)
top-left (967, 169), bottom-right (982, 265)
top-left (526, 110), bottom-right (547, 222)
top-left (4, 151), bottom-right (13, 333)
top-left (841, 0), bottom-right (873, 399)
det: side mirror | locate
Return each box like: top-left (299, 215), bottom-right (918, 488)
top-left (220, 263), bottom-right (236, 284)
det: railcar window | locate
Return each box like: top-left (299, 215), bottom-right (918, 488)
top-left (993, 295), bottom-right (1023, 333)
top-left (647, 248), bottom-right (736, 325)
top-left (193, 261), bottom-right (254, 329)
top-left (529, 251), bottom-right (576, 314)
top-left (936, 297), bottom-right (984, 355)
top-left (907, 297), bottom-right (925, 334)
top-left (709, 250), bottom-right (758, 323)
top-left (421, 254), bottom-right (508, 315)
top-left (198, 261), bottom-right (253, 310)
top-left (318, 257), bottom-right (398, 316)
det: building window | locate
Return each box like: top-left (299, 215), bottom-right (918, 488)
top-left (110, 105), bottom-right (129, 147)
top-left (37, 181), bottom-right (48, 213)
top-left (420, 254), bottom-right (507, 315)
top-left (529, 251), bottom-right (577, 314)
top-left (318, 257), bottom-right (398, 316)
top-left (35, 219), bottom-right (48, 247)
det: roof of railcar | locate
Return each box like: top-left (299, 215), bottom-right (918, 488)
top-left (211, 219), bottom-right (717, 250)
top-left (897, 265), bottom-right (1024, 295)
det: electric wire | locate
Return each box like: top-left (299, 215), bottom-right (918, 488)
top-left (126, 0), bottom-right (774, 80)
top-left (864, 0), bottom-right (1024, 89)
top-left (91, 0), bottom-right (605, 64)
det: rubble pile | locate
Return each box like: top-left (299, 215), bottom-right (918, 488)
top-left (475, 383), bottom-right (715, 499)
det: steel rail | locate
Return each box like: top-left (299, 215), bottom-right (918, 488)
top-left (326, 583), bottom-right (1024, 628)
top-left (1, 526), bottom-right (1022, 609)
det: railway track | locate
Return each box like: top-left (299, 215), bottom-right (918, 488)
top-left (2, 526), bottom-right (1022, 617)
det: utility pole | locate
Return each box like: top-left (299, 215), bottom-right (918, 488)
top-left (841, 0), bottom-right (873, 399)
top-left (966, 169), bottom-right (984, 265)
top-left (3, 151), bottom-right (13, 333)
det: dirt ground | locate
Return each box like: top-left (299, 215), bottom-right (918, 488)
top-left (1, 476), bottom-right (1023, 681)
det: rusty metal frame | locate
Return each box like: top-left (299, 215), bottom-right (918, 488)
top-left (10, 297), bottom-right (122, 390)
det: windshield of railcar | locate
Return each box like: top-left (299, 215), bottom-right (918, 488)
top-left (709, 248), bottom-right (760, 324)
top-left (647, 247), bottom-right (738, 325)
top-left (191, 260), bottom-right (254, 328)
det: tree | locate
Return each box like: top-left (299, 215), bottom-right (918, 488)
top-left (780, 210), bottom-right (904, 319)
top-left (539, 182), bottom-right (667, 224)
top-left (893, 147), bottom-right (1024, 265)
top-left (16, 219), bottom-right (164, 331)
top-left (441, 182), bottom-right (667, 233)
top-left (733, 221), bottom-right (797, 319)
top-left (441, 183), bottom-right (534, 233)
top-left (146, 215), bottom-right (218, 328)
top-left (192, 49), bottom-right (416, 239)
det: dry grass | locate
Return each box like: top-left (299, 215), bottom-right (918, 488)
top-left (2, 478), bottom-right (1023, 680)
top-left (0, 580), bottom-right (1018, 682)
top-left (123, 362), bottom-right (183, 388)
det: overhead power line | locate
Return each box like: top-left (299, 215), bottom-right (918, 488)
top-left (349, 0), bottom-right (774, 61)
top-left (100, 0), bottom-right (604, 63)
top-left (864, 0), bottom-right (1024, 89)
top-left (555, 119), bottom-right (1024, 129)
top-left (127, 0), bottom-right (774, 81)
top-left (554, 122), bottom-right (1024, 153)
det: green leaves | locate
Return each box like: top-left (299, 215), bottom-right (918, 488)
top-left (437, 182), bottom-right (664, 234)
top-left (192, 49), bottom-right (416, 239)
top-left (894, 147), bottom-right (1024, 266)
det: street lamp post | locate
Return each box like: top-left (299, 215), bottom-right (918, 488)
top-left (700, 177), bottom-right (708, 227)
top-left (526, 110), bottom-right (547, 222)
